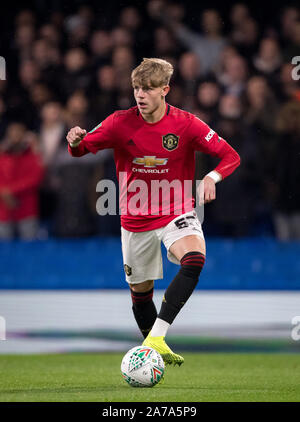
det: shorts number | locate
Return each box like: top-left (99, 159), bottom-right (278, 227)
top-left (174, 217), bottom-right (189, 229)
top-left (175, 215), bottom-right (196, 230)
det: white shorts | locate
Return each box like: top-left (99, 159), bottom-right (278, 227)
top-left (121, 210), bottom-right (204, 284)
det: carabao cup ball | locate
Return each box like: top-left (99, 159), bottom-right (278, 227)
top-left (121, 346), bottom-right (165, 387)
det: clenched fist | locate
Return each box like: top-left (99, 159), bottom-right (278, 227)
top-left (197, 175), bottom-right (217, 205)
top-left (66, 126), bottom-right (87, 146)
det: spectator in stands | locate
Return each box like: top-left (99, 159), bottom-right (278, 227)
top-left (112, 46), bottom-right (136, 109)
top-left (118, 5), bottom-right (149, 58)
top-left (89, 30), bottom-right (113, 69)
top-left (111, 26), bottom-right (134, 49)
top-left (10, 60), bottom-right (42, 128)
top-left (31, 39), bottom-right (62, 93)
top-left (64, 12), bottom-right (90, 48)
top-left (39, 101), bottom-right (66, 166)
top-left (0, 123), bottom-right (44, 240)
top-left (30, 82), bottom-right (53, 111)
top-left (165, 7), bottom-right (227, 75)
top-left (60, 48), bottom-right (90, 98)
top-left (229, 3), bottom-right (250, 26)
top-left (229, 4), bottom-right (259, 58)
top-left (112, 46), bottom-right (135, 81)
top-left (282, 21), bottom-right (300, 63)
top-left (272, 101), bottom-right (300, 241)
top-left (252, 38), bottom-right (282, 87)
top-left (195, 79), bottom-right (221, 125)
top-left (280, 5), bottom-right (300, 46)
top-left (153, 27), bottom-right (179, 58)
top-left (14, 23), bottom-right (36, 62)
top-left (119, 5), bottom-right (142, 32)
top-left (177, 51), bottom-right (202, 110)
top-left (38, 101), bottom-right (66, 226)
top-left (217, 54), bottom-right (248, 97)
top-left (15, 9), bottom-right (36, 27)
top-left (90, 65), bottom-right (118, 121)
top-left (18, 60), bottom-right (40, 92)
top-left (64, 91), bottom-right (95, 130)
top-left (208, 94), bottom-right (261, 236)
top-left (39, 23), bottom-right (62, 47)
top-left (244, 76), bottom-right (279, 159)
top-left (243, 76), bottom-right (280, 225)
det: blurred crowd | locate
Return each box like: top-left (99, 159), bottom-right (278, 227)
top-left (0, 1), bottom-right (300, 241)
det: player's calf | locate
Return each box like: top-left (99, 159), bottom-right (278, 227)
top-left (130, 285), bottom-right (157, 339)
top-left (158, 251), bottom-right (205, 325)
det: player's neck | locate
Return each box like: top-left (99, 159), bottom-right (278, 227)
top-left (141, 101), bottom-right (166, 124)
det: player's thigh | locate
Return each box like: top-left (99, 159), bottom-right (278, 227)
top-left (169, 235), bottom-right (206, 262)
top-left (161, 211), bottom-right (206, 264)
top-left (121, 227), bottom-right (163, 284)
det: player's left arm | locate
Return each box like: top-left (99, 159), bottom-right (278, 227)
top-left (189, 116), bottom-right (241, 204)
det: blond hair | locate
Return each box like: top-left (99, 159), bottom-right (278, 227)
top-left (131, 58), bottom-right (174, 88)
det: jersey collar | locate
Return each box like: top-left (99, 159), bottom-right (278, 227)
top-left (137, 103), bottom-right (170, 125)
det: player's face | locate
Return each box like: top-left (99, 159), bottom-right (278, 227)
top-left (133, 84), bottom-right (169, 116)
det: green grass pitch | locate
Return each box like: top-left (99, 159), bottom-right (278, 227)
top-left (0, 353), bottom-right (299, 402)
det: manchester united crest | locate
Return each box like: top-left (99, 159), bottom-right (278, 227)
top-left (162, 133), bottom-right (179, 151)
top-left (124, 264), bottom-right (132, 276)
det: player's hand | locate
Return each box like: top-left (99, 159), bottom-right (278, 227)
top-left (66, 126), bottom-right (87, 145)
top-left (198, 175), bottom-right (216, 205)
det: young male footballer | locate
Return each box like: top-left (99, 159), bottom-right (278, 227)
top-left (67, 58), bottom-right (240, 366)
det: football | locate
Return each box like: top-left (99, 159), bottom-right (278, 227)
top-left (121, 346), bottom-right (165, 387)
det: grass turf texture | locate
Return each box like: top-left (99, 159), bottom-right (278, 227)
top-left (0, 353), bottom-right (299, 402)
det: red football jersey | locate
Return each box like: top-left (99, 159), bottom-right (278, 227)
top-left (68, 104), bottom-right (240, 231)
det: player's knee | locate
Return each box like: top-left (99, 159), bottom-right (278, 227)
top-left (130, 279), bottom-right (154, 293)
top-left (180, 251), bottom-right (205, 279)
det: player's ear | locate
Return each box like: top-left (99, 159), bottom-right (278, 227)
top-left (161, 86), bottom-right (170, 97)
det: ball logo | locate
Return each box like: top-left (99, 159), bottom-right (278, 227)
top-left (152, 367), bottom-right (163, 382)
top-left (205, 129), bottom-right (215, 142)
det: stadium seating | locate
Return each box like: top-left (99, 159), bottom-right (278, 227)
top-left (0, 237), bottom-right (299, 290)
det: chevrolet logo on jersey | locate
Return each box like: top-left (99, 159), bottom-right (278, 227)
top-left (133, 156), bottom-right (168, 168)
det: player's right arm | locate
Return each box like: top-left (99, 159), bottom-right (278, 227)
top-left (67, 126), bottom-right (88, 157)
top-left (67, 113), bottom-right (116, 157)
